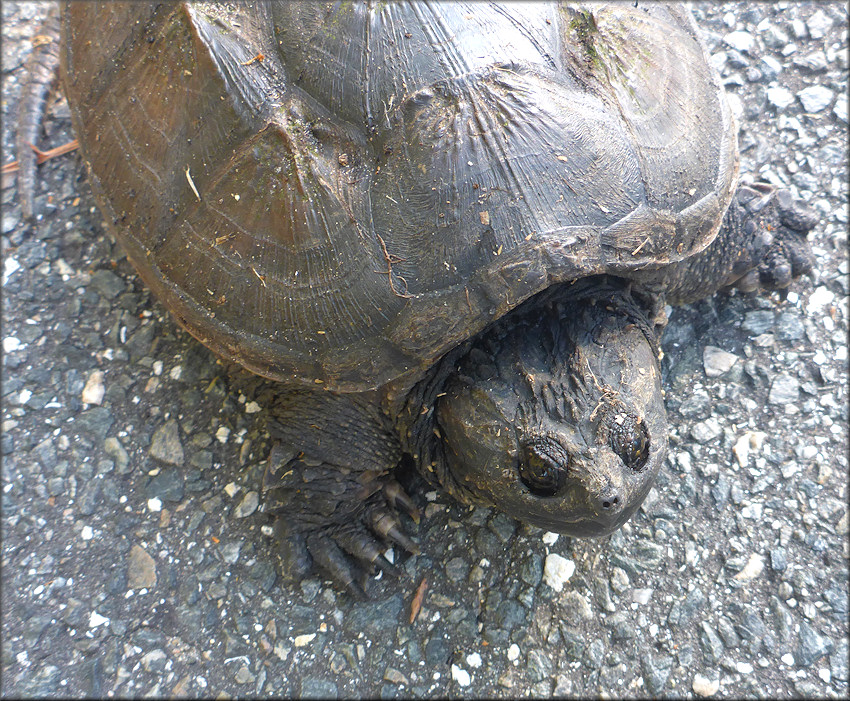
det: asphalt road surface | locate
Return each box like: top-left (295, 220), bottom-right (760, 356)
top-left (2, 2), bottom-right (847, 698)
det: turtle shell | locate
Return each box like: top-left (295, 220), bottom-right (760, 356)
top-left (60, 2), bottom-right (737, 392)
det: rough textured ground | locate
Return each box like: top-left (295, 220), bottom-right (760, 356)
top-left (2, 2), bottom-right (847, 698)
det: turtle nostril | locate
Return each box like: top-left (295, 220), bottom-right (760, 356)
top-left (600, 493), bottom-right (620, 511)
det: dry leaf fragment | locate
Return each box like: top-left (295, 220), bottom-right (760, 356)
top-left (409, 577), bottom-right (428, 623)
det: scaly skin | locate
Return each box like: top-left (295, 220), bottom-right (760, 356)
top-left (263, 392), bottom-right (419, 600)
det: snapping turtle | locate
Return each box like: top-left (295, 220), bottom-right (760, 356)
top-left (57, 2), bottom-right (816, 596)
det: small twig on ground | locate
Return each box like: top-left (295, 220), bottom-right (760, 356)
top-left (2, 138), bottom-right (79, 174)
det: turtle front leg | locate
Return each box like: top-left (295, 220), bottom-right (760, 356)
top-left (724, 183), bottom-right (818, 293)
top-left (263, 392), bottom-right (419, 599)
top-left (657, 182), bottom-right (818, 305)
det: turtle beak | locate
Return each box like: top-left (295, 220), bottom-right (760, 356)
top-left (561, 447), bottom-right (641, 533)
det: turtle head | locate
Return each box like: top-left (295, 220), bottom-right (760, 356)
top-left (434, 289), bottom-right (666, 536)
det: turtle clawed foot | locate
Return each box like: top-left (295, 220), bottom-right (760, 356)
top-left (732, 184), bottom-right (818, 294)
top-left (339, 486), bottom-right (421, 587)
top-left (268, 471), bottom-right (420, 598)
top-left (734, 239), bottom-right (812, 293)
top-left (367, 504), bottom-right (421, 557)
top-left (272, 523), bottom-right (381, 601)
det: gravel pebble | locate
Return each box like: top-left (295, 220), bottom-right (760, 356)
top-left (807, 285), bottom-right (835, 312)
top-left (145, 469), bottom-right (184, 503)
top-left (89, 269), bottom-right (125, 298)
top-left (768, 374), bottom-right (800, 404)
top-left (672, 587), bottom-right (707, 628)
top-left (610, 567), bottom-right (629, 593)
top-left (300, 678), bottom-right (337, 699)
top-left (103, 437), bottom-right (130, 473)
top-left (127, 545), bottom-right (157, 590)
top-left (833, 93), bottom-right (848, 123)
top-left (641, 652), bottom-right (673, 696)
top-left (759, 55), bottom-right (783, 80)
top-left (732, 430), bottom-right (766, 468)
top-left (690, 417), bottom-right (722, 443)
top-left (699, 622), bottom-right (725, 665)
top-left (75, 407), bottom-right (114, 441)
top-left (693, 672), bottom-right (721, 697)
top-left (831, 638), bottom-right (849, 682)
top-left (526, 649), bottom-right (553, 682)
top-left (769, 547), bottom-right (788, 572)
top-left (806, 9), bottom-right (832, 38)
top-left (798, 85), bottom-right (834, 112)
top-left (140, 650), bottom-right (168, 673)
top-left (220, 541), bottom-right (242, 564)
top-left (724, 30), bottom-right (755, 53)
top-left (542, 553), bottom-right (574, 592)
top-left (703, 346), bottom-right (739, 377)
top-left (733, 553), bottom-right (765, 581)
top-left (607, 611), bottom-right (637, 641)
top-left (81, 370), bottom-right (105, 405)
top-left (233, 491), bottom-right (259, 518)
top-left (234, 666), bottom-right (254, 684)
top-left (561, 591), bottom-right (593, 622)
top-left (741, 310), bottom-right (775, 334)
top-left (796, 622), bottom-right (834, 667)
top-left (148, 419), bottom-right (185, 466)
top-left (767, 86), bottom-right (795, 109)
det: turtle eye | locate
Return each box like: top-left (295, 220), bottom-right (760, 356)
top-left (610, 416), bottom-right (650, 472)
top-left (519, 442), bottom-right (569, 497)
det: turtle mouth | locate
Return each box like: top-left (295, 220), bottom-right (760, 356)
top-left (511, 481), bottom-right (640, 536)
top-left (531, 501), bottom-right (639, 537)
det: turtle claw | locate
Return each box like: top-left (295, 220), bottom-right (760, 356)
top-left (386, 522), bottom-right (422, 557)
top-left (306, 531), bottom-right (369, 601)
top-left (335, 517), bottom-right (412, 583)
top-left (372, 554), bottom-right (405, 579)
top-left (344, 579), bottom-right (369, 602)
top-left (368, 508), bottom-right (421, 556)
top-left (335, 527), bottom-right (385, 565)
top-left (335, 525), bottom-right (409, 580)
top-left (383, 480), bottom-right (421, 524)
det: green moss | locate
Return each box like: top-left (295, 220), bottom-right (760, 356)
top-left (567, 10), bottom-right (646, 102)
top-left (569, 9), bottom-right (601, 64)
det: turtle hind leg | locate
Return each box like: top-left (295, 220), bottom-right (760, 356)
top-left (724, 183), bottom-right (818, 294)
top-left (262, 392), bottom-right (419, 597)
